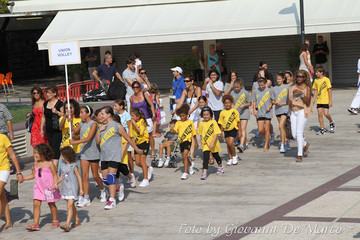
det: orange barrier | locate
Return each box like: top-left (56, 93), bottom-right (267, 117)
top-left (42, 80), bottom-right (99, 101)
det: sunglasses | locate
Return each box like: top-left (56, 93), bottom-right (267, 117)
top-left (140, 72), bottom-right (146, 75)
top-left (38, 168), bottom-right (42, 178)
top-left (184, 80), bottom-right (191, 83)
top-left (32, 92), bottom-right (40, 95)
top-left (296, 75), bottom-right (305, 78)
top-left (132, 86), bottom-right (140, 89)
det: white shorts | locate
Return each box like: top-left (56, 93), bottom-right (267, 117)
top-left (128, 144), bottom-right (134, 152)
top-left (146, 118), bottom-right (154, 133)
top-left (0, 170), bottom-right (10, 183)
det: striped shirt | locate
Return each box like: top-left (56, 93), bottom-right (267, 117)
top-left (0, 104), bottom-right (12, 134)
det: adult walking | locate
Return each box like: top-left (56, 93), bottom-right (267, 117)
top-left (40, 86), bottom-right (64, 167)
top-left (205, 44), bottom-right (222, 81)
top-left (138, 68), bottom-right (151, 93)
top-left (92, 53), bottom-right (123, 91)
top-left (203, 69), bottom-right (224, 121)
top-left (29, 87), bottom-right (48, 147)
top-left (170, 66), bottom-right (186, 112)
top-left (0, 103), bottom-right (13, 141)
top-left (123, 58), bottom-right (139, 108)
top-left (287, 70), bottom-right (312, 162)
top-left (129, 81), bottom-right (156, 158)
top-left (299, 44), bottom-right (314, 82)
top-left (348, 59), bottom-right (360, 115)
top-left (312, 36), bottom-right (329, 75)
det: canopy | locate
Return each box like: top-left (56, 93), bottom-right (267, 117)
top-left (37, 0), bottom-right (360, 50)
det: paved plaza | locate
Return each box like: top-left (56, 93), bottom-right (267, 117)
top-left (1, 88), bottom-right (360, 240)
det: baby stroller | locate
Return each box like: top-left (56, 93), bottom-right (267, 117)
top-left (82, 87), bottom-right (108, 102)
top-left (151, 139), bottom-right (180, 168)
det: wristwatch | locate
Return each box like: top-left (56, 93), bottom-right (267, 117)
top-left (16, 172), bottom-right (22, 176)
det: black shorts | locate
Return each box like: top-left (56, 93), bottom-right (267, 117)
top-left (135, 142), bottom-right (149, 155)
top-left (180, 141), bottom-right (191, 153)
top-left (224, 128), bottom-right (237, 138)
top-left (276, 113), bottom-right (288, 118)
top-left (317, 104), bottom-right (329, 109)
top-left (116, 163), bottom-right (130, 178)
top-left (257, 117), bottom-right (271, 121)
top-left (101, 161), bottom-right (121, 171)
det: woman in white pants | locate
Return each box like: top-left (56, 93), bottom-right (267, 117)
top-left (287, 70), bottom-right (312, 162)
top-left (348, 58), bottom-right (360, 115)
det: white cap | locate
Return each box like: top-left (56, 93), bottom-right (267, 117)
top-left (171, 66), bottom-right (183, 74)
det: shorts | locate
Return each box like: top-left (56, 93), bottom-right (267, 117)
top-left (136, 141), bottom-right (149, 155)
top-left (317, 104), bottom-right (329, 109)
top-left (85, 159), bottom-right (100, 163)
top-left (180, 141), bottom-right (191, 153)
top-left (101, 161), bottom-right (121, 171)
top-left (276, 113), bottom-right (288, 117)
top-left (0, 170), bottom-right (10, 183)
top-left (257, 117), bottom-right (271, 121)
top-left (224, 128), bottom-right (237, 138)
top-left (146, 118), bottom-right (154, 133)
top-left (116, 163), bottom-right (130, 178)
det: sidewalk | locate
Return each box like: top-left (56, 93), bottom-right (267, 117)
top-left (1, 88), bottom-right (360, 240)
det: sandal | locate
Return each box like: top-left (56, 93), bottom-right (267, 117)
top-left (296, 156), bottom-right (303, 162)
top-left (0, 223), bottom-right (13, 231)
top-left (303, 143), bottom-right (310, 157)
top-left (27, 223), bottom-right (40, 231)
top-left (209, 158), bottom-right (215, 165)
top-left (60, 225), bottom-right (71, 232)
top-left (51, 220), bottom-right (60, 228)
top-left (71, 222), bottom-right (81, 228)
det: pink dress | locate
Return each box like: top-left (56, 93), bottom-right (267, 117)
top-left (150, 94), bottom-right (161, 121)
top-left (33, 166), bottom-right (61, 202)
top-left (31, 107), bottom-right (48, 147)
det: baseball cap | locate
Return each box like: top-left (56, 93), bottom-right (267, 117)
top-left (171, 66), bottom-right (183, 74)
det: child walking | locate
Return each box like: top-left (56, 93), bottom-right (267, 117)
top-left (23, 143), bottom-right (61, 231)
top-left (158, 120), bottom-right (178, 167)
top-left (231, 78), bottom-right (251, 152)
top-left (197, 107), bottom-right (224, 180)
top-left (252, 78), bottom-right (273, 152)
top-left (70, 106), bottom-right (106, 207)
top-left (130, 108), bottom-right (153, 187)
top-left (173, 104), bottom-right (196, 180)
top-left (53, 146), bottom-right (83, 232)
top-left (218, 95), bottom-right (240, 166)
top-left (312, 66), bottom-right (335, 135)
top-left (271, 73), bottom-right (291, 153)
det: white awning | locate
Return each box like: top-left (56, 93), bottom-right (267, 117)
top-left (37, 0), bottom-right (360, 50)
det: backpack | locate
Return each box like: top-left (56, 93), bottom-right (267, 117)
top-left (107, 79), bottom-right (126, 100)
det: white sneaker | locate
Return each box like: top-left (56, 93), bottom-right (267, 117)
top-left (130, 174), bottom-right (136, 188)
top-left (181, 173), bottom-right (189, 180)
top-left (78, 198), bottom-right (90, 208)
top-left (164, 158), bottom-right (170, 167)
top-left (104, 200), bottom-right (116, 210)
top-left (118, 183), bottom-right (125, 202)
top-left (189, 162), bottom-right (195, 175)
top-left (158, 160), bottom-right (164, 168)
top-left (139, 179), bottom-right (149, 187)
top-left (76, 196), bottom-right (84, 207)
top-left (148, 166), bottom-right (153, 180)
top-left (232, 157), bottom-right (238, 165)
top-left (280, 143), bottom-right (286, 153)
top-left (226, 159), bottom-right (233, 166)
top-left (100, 189), bottom-right (108, 203)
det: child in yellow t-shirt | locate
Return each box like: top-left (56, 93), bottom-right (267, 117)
top-left (197, 106), bottom-right (224, 180)
top-left (173, 104), bottom-right (196, 180)
top-left (312, 66), bottom-right (335, 135)
top-left (218, 95), bottom-right (240, 166)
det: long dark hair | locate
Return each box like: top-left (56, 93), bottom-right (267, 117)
top-left (30, 86), bottom-right (46, 105)
top-left (64, 99), bottom-right (80, 118)
top-left (131, 108), bottom-right (148, 126)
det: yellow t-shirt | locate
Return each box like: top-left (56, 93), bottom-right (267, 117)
top-left (121, 138), bottom-right (128, 165)
top-left (312, 77), bottom-right (332, 104)
top-left (130, 119), bottom-right (149, 145)
top-left (197, 119), bottom-right (222, 153)
top-left (0, 134), bottom-right (11, 171)
top-left (174, 119), bottom-right (196, 143)
top-left (59, 117), bottom-right (82, 153)
top-left (218, 109), bottom-right (240, 131)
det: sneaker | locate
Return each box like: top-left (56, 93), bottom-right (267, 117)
top-left (76, 196), bottom-right (84, 207)
top-left (130, 174), bottom-right (136, 188)
top-left (226, 159), bottom-right (233, 166)
top-left (270, 133), bottom-right (275, 143)
top-left (104, 200), bottom-right (116, 210)
top-left (232, 157), bottom-right (238, 165)
top-left (158, 160), bottom-right (164, 168)
top-left (329, 122), bottom-right (336, 133)
top-left (348, 107), bottom-right (359, 115)
top-left (217, 167), bottom-right (224, 175)
top-left (285, 141), bottom-right (291, 151)
top-left (234, 139), bottom-right (240, 146)
top-left (181, 173), bottom-right (189, 180)
top-left (148, 166), bottom-right (153, 180)
top-left (260, 140), bottom-right (265, 147)
top-left (316, 128), bottom-right (327, 135)
top-left (237, 145), bottom-right (244, 153)
top-left (255, 131), bottom-right (261, 138)
top-left (100, 189), bottom-right (108, 203)
top-left (139, 179), bottom-right (149, 187)
top-left (77, 198), bottom-right (90, 208)
top-left (201, 172), bottom-right (207, 180)
top-left (280, 143), bottom-right (286, 153)
top-left (244, 143), bottom-right (250, 150)
top-left (118, 183), bottom-right (125, 202)
top-left (189, 162), bottom-right (195, 175)
top-left (164, 159), bottom-right (170, 167)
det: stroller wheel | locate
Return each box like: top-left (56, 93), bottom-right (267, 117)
top-left (151, 159), bottom-right (157, 168)
top-left (83, 97), bottom-right (88, 102)
top-left (171, 161), bottom-right (177, 168)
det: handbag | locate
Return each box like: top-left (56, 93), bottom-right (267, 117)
top-left (285, 116), bottom-right (294, 140)
top-left (25, 112), bottom-right (34, 133)
top-left (143, 93), bottom-right (153, 119)
top-left (51, 101), bottom-right (61, 130)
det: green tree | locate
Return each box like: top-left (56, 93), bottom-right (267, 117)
top-left (170, 54), bottom-right (198, 76)
top-left (0, 0), bottom-right (10, 14)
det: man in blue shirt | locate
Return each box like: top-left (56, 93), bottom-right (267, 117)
top-left (92, 53), bottom-right (123, 91)
top-left (170, 66), bottom-right (186, 111)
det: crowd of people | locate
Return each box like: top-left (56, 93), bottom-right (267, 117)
top-left (2, 39), bottom-right (357, 233)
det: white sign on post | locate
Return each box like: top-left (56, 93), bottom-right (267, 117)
top-left (48, 41), bottom-right (81, 66)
